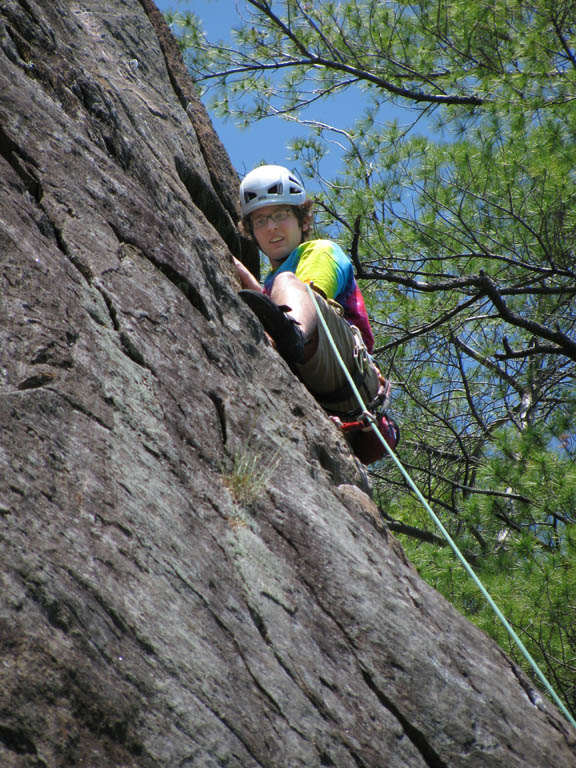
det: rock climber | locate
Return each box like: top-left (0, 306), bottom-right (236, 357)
top-left (234, 164), bottom-right (384, 420)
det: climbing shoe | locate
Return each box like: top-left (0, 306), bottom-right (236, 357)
top-left (239, 289), bottom-right (306, 366)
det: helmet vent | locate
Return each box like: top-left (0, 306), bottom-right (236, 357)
top-left (239, 165), bottom-right (306, 216)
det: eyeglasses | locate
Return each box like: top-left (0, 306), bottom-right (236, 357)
top-left (251, 209), bottom-right (293, 230)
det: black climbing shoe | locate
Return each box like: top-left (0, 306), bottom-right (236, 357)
top-left (239, 289), bottom-right (306, 366)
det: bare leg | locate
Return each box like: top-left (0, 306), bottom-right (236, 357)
top-left (268, 272), bottom-right (319, 362)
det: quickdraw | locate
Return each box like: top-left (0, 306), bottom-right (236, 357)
top-left (329, 375), bottom-right (400, 465)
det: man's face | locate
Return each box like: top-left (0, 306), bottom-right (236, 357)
top-left (250, 205), bottom-right (307, 267)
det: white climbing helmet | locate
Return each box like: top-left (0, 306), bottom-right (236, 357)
top-left (240, 165), bottom-right (306, 217)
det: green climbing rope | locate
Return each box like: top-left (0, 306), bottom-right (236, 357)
top-left (306, 284), bottom-right (576, 731)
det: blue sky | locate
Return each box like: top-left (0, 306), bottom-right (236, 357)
top-left (155, 0), bottom-right (424, 198)
top-left (155, 0), bottom-right (321, 179)
top-left (153, 0), bottom-right (413, 191)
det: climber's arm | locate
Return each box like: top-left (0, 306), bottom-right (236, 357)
top-left (233, 257), bottom-right (262, 292)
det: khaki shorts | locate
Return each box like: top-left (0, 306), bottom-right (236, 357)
top-left (295, 294), bottom-right (380, 416)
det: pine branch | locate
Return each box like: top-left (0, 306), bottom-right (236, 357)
top-left (246, 0), bottom-right (485, 106)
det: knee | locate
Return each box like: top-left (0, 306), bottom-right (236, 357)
top-left (272, 272), bottom-right (303, 290)
top-left (269, 271), bottom-right (306, 300)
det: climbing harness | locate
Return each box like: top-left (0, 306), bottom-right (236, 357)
top-left (328, 372), bottom-right (399, 465)
top-left (305, 284), bottom-right (576, 731)
top-left (330, 408), bottom-right (400, 466)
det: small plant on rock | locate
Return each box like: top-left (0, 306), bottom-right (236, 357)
top-left (222, 444), bottom-right (280, 508)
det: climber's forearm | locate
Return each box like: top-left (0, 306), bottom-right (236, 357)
top-left (233, 257), bottom-right (261, 292)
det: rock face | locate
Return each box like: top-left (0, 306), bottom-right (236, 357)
top-left (0, 1), bottom-right (574, 766)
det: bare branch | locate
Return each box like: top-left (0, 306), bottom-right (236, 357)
top-left (496, 338), bottom-right (574, 361)
top-left (381, 514), bottom-right (449, 546)
top-left (478, 271), bottom-right (576, 362)
top-left (552, 16), bottom-right (576, 71)
top-left (450, 332), bottom-right (522, 395)
top-left (375, 295), bottom-right (480, 354)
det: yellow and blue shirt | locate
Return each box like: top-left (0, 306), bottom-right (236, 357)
top-left (263, 239), bottom-right (374, 353)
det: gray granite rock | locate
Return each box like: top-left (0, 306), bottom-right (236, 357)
top-left (1, 1), bottom-right (575, 766)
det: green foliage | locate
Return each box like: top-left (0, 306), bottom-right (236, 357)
top-left (173, 0), bottom-right (576, 714)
